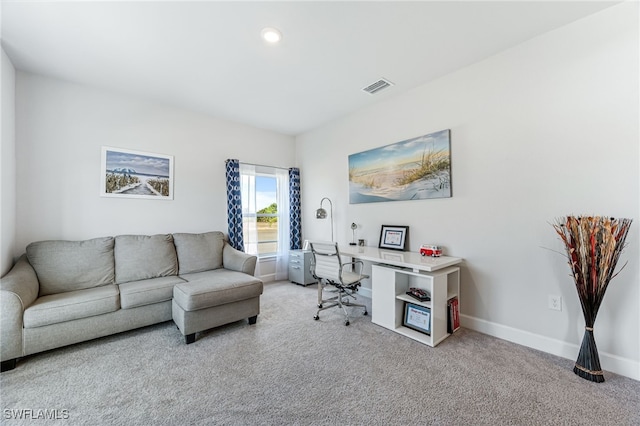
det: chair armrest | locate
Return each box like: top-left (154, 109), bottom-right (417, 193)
top-left (223, 244), bottom-right (258, 276)
top-left (341, 260), bottom-right (367, 280)
top-left (1, 255), bottom-right (40, 362)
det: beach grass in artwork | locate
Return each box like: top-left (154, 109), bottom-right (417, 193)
top-left (349, 129), bottom-right (451, 204)
top-left (100, 147), bottom-right (174, 199)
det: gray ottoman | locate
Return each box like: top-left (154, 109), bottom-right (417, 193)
top-left (172, 269), bottom-right (263, 344)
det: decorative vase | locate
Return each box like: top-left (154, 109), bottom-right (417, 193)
top-left (574, 328), bottom-right (603, 382)
top-left (553, 216), bottom-right (632, 383)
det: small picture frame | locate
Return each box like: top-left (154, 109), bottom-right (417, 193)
top-left (378, 225), bottom-right (409, 251)
top-left (404, 302), bottom-right (431, 335)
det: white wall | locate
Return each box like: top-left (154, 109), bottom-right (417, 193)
top-left (14, 73), bottom-right (295, 253)
top-left (297, 3), bottom-right (639, 379)
top-left (1, 48), bottom-right (16, 276)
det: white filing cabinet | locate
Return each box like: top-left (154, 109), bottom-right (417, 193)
top-left (289, 250), bottom-right (316, 286)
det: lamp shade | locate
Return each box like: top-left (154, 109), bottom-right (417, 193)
top-left (316, 208), bottom-right (327, 219)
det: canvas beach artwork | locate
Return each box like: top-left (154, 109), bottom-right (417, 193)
top-left (100, 147), bottom-right (174, 200)
top-left (349, 129), bottom-right (451, 204)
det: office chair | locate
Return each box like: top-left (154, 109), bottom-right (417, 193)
top-left (309, 241), bottom-right (368, 326)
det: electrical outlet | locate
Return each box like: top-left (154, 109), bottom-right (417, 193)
top-left (548, 295), bottom-right (562, 311)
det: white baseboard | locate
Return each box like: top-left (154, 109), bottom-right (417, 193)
top-left (358, 287), bottom-right (372, 299)
top-left (260, 273), bottom-right (276, 283)
top-left (461, 314), bottom-right (639, 381)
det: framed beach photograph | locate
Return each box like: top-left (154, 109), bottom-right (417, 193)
top-left (378, 225), bottom-right (409, 251)
top-left (100, 147), bottom-right (174, 200)
top-left (348, 129), bottom-right (451, 204)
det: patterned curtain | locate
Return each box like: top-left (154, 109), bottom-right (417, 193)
top-left (225, 159), bottom-right (244, 251)
top-left (289, 168), bottom-right (302, 250)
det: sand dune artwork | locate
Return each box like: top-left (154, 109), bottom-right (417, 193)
top-left (349, 129), bottom-right (451, 204)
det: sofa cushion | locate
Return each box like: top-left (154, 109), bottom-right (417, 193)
top-left (173, 232), bottom-right (225, 275)
top-left (115, 234), bottom-right (178, 284)
top-left (174, 269), bottom-right (263, 311)
top-left (119, 276), bottom-right (186, 309)
top-left (26, 237), bottom-right (115, 296)
top-left (23, 285), bottom-right (120, 328)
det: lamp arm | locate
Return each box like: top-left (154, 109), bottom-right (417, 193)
top-left (320, 197), bottom-right (333, 210)
top-left (320, 197), bottom-right (334, 242)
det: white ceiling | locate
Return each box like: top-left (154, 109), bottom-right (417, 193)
top-left (1, 1), bottom-right (618, 136)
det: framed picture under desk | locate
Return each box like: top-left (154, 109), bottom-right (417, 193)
top-left (404, 302), bottom-right (431, 335)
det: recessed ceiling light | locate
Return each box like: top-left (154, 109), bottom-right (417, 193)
top-left (261, 27), bottom-right (282, 43)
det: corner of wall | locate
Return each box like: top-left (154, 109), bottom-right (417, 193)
top-left (1, 48), bottom-right (17, 276)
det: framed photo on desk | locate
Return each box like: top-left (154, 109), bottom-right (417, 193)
top-left (378, 225), bottom-right (409, 251)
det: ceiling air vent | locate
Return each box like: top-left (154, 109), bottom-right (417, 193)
top-left (362, 78), bottom-right (394, 95)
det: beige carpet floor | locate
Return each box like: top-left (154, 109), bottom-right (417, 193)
top-left (1, 281), bottom-right (639, 425)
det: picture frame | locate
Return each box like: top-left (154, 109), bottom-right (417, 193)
top-left (378, 225), bottom-right (409, 251)
top-left (403, 302), bottom-right (431, 335)
top-left (348, 129), bottom-right (451, 204)
top-left (100, 147), bottom-right (174, 200)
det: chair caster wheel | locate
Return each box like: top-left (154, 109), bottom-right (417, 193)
top-left (364, 311), bottom-right (368, 316)
top-left (314, 315), bottom-right (319, 320)
top-left (345, 321), bottom-right (350, 326)
top-left (318, 304), bottom-right (323, 308)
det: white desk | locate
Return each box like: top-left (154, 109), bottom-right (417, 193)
top-left (338, 245), bottom-right (463, 347)
top-left (338, 245), bottom-right (462, 273)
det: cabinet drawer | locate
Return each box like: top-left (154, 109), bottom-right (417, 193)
top-left (289, 250), bottom-right (315, 285)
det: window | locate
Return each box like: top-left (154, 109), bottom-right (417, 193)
top-left (253, 175), bottom-right (278, 256)
top-left (239, 164), bottom-right (290, 260)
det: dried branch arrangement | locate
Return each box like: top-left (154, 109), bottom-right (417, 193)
top-left (553, 215), bottom-right (632, 382)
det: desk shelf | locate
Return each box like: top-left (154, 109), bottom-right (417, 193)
top-left (395, 293), bottom-right (432, 309)
top-left (372, 264), bottom-right (460, 347)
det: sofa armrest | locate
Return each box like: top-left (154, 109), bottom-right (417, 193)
top-left (1, 255), bottom-right (40, 362)
top-left (223, 244), bottom-right (257, 276)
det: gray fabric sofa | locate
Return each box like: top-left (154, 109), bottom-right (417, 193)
top-left (0, 231), bottom-right (263, 372)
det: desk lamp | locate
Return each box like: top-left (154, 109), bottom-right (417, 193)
top-left (316, 197), bottom-right (334, 242)
top-left (350, 223), bottom-right (357, 245)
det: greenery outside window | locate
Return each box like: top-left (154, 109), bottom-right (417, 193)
top-left (253, 176), bottom-right (278, 257)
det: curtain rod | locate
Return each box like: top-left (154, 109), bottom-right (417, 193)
top-left (239, 161), bottom-right (294, 171)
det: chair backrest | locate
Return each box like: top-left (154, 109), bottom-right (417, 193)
top-left (309, 241), bottom-right (343, 283)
